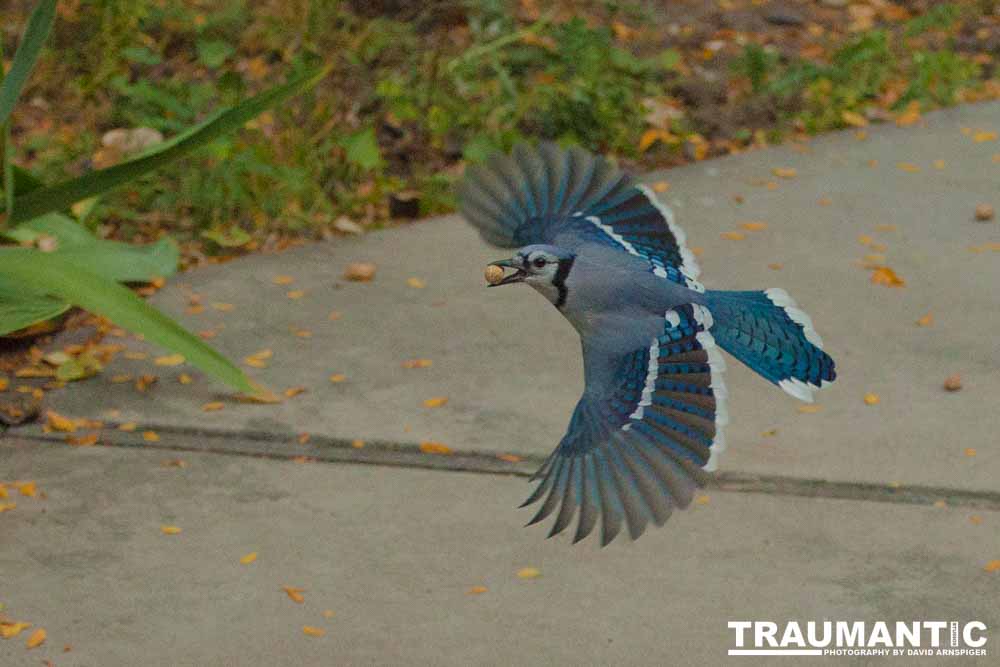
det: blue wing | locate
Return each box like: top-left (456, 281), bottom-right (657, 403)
top-left (522, 304), bottom-right (728, 545)
top-left (457, 142), bottom-right (703, 291)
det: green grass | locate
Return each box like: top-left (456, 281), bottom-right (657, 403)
top-left (4, 0), bottom-right (995, 252)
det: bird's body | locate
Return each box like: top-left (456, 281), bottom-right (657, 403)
top-left (458, 143), bottom-right (835, 545)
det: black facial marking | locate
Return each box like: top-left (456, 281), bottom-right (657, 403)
top-left (553, 256), bottom-right (575, 308)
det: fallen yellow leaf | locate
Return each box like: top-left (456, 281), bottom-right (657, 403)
top-left (772, 167), bottom-right (797, 179)
top-left (212, 302), bottom-right (236, 312)
top-left (984, 560), bottom-right (1000, 573)
top-left (202, 402), bottom-right (225, 412)
top-left (287, 290), bottom-right (306, 300)
top-left (720, 231), bottom-right (745, 241)
top-left (497, 453), bottom-right (522, 463)
top-left (119, 422), bottom-right (137, 432)
top-left (17, 481), bottom-right (36, 497)
top-left (143, 431), bottom-right (160, 442)
top-left (178, 373), bottom-right (193, 385)
top-left (420, 441), bottom-right (452, 455)
top-left (933, 159), bottom-right (945, 170)
top-left (694, 494), bottom-right (710, 505)
top-left (0, 502), bottom-right (16, 512)
top-left (423, 397), bottom-right (449, 408)
top-left (944, 373), bottom-right (963, 392)
top-left (284, 386), bottom-right (307, 398)
top-left (329, 373), bottom-right (347, 383)
top-left (25, 627), bottom-right (46, 649)
top-left (797, 405), bottom-right (822, 414)
top-left (817, 197), bottom-right (832, 206)
top-left (638, 128), bottom-right (679, 152)
top-left (970, 515), bottom-right (983, 525)
top-left (351, 439), bottom-right (365, 449)
top-left (240, 552), bottom-right (258, 565)
top-left (0, 377), bottom-right (7, 391)
top-left (283, 586), bottom-right (305, 603)
top-left (47, 410), bottom-right (77, 433)
top-left (160, 525), bottom-right (181, 535)
top-left (516, 567), bottom-right (541, 579)
top-left (916, 312), bottom-right (933, 327)
top-left (840, 110), bottom-right (868, 127)
top-left (402, 359), bottom-right (433, 369)
top-left (652, 181), bottom-right (670, 193)
top-left (467, 585), bottom-right (488, 595)
top-left (154, 354), bottom-right (186, 367)
top-left (870, 266), bottom-right (905, 287)
top-left (973, 131), bottom-right (997, 143)
top-left (273, 275), bottom-right (295, 285)
top-left (322, 610), bottom-right (335, 618)
top-left (739, 221), bottom-right (768, 231)
top-left (0, 621), bottom-right (31, 639)
top-left (863, 393), bottom-right (880, 406)
top-left (965, 448), bottom-right (977, 457)
top-left (896, 162), bottom-right (920, 173)
top-left (894, 101), bottom-right (921, 127)
top-left (303, 626), bottom-right (325, 637)
top-left (406, 277), bottom-right (426, 289)
top-left (328, 311), bottom-right (343, 321)
top-left (767, 263), bottom-right (783, 271)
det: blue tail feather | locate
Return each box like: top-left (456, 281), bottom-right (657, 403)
top-left (704, 289), bottom-right (835, 402)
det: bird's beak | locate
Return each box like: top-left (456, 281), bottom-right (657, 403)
top-left (488, 258), bottom-right (526, 287)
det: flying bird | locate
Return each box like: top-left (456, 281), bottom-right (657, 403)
top-left (457, 143), bottom-right (835, 545)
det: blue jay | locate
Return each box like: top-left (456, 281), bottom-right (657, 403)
top-left (458, 143), bottom-right (835, 545)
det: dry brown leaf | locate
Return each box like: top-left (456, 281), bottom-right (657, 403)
top-left (202, 402), bottom-right (224, 412)
top-left (974, 204), bottom-right (995, 222)
top-left (283, 586), bottom-right (305, 603)
top-left (160, 525), bottom-right (181, 535)
top-left (26, 628), bottom-right (46, 649)
top-left (423, 397), bottom-right (448, 408)
top-left (344, 262), bottom-right (376, 282)
top-left (943, 373), bottom-right (962, 391)
top-left (870, 267), bottom-right (905, 287)
top-left (420, 441), bottom-right (452, 455)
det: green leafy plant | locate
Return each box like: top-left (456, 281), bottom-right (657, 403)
top-left (0, 0), bottom-right (329, 393)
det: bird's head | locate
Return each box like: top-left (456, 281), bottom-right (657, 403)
top-left (486, 244), bottom-right (576, 307)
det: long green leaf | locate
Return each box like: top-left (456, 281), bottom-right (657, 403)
top-left (8, 64), bottom-right (331, 224)
top-left (0, 275), bottom-right (70, 335)
top-left (0, 247), bottom-right (256, 393)
top-left (0, 0), bottom-right (57, 128)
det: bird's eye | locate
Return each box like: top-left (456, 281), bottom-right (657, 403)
top-left (532, 257), bottom-right (547, 268)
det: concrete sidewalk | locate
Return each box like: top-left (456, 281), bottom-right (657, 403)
top-left (1, 101), bottom-right (999, 665)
